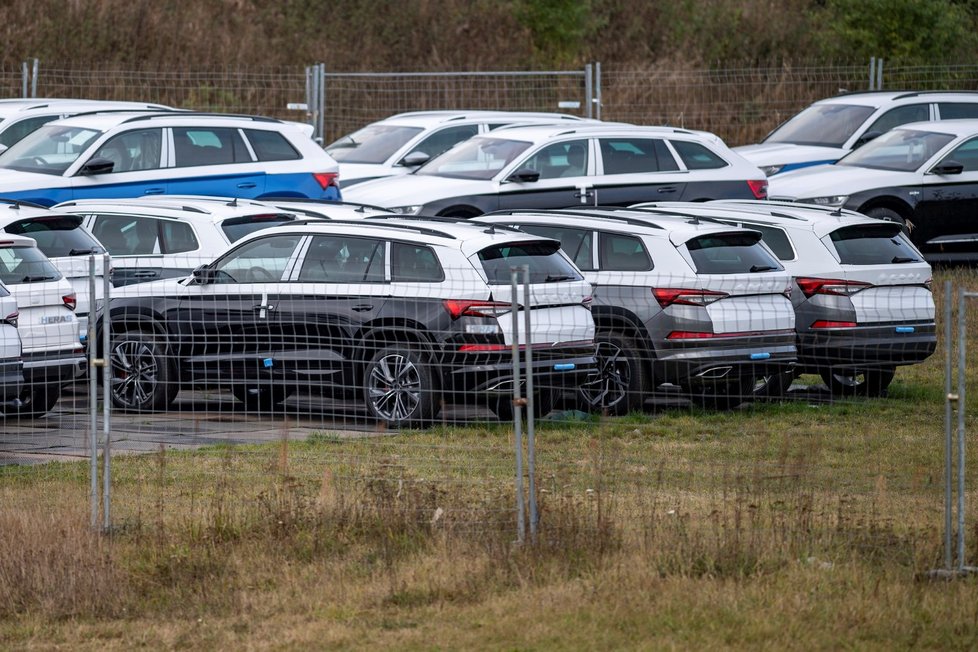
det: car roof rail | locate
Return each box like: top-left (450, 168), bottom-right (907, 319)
top-left (61, 107), bottom-right (177, 119)
top-left (258, 196), bottom-right (395, 213)
top-left (484, 207), bottom-right (669, 230)
top-left (0, 197), bottom-right (51, 210)
top-left (366, 214), bottom-right (525, 234)
top-left (120, 112), bottom-right (282, 124)
top-left (54, 198), bottom-right (211, 214)
top-left (283, 219), bottom-right (457, 240)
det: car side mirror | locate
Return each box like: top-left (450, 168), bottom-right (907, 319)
top-left (932, 159), bottom-right (964, 175)
top-left (853, 131), bottom-right (882, 148)
top-left (192, 264), bottom-right (218, 284)
top-left (505, 168), bottom-right (541, 183)
top-left (79, 157), bottom-right (115, 176)
top-left (400, 151), bottom-right (430, 167)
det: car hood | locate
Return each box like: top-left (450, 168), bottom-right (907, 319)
top-left (339, 163), bottom-right (402, 187)
top-left (733, 143), bottom-right (848, 171)
top-left (0, 167), bottom-right (64, 190)
top-left (767, 165), bottom-right (919, 200)
top-left (343, 174), bottom-right (492, 208)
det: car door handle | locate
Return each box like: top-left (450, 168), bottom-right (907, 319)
top-left (351, 304), bottom-right (374, 312)
top-left (144, 187), bottom-right (165, 195)
top-left (657, 186), bottom-right (678, 193)
top-left (237, 182), bottom-right (257, 189)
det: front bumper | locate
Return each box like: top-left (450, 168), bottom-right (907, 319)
top-left (798, 321), bottom-right (936, 370)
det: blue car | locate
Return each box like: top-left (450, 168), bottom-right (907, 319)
top-left (0, 111), bottom-right (341, 205)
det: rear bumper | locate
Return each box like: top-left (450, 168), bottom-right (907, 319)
top-left (654, 331), bottom-right (797, 386)
top-left (23, 349), bottom-right (86, 385)
top-left (442, 345), bottom-right (597, 395)
top-left (0, 358), bottom-right (23, 401)
top-left (798, 321), bottom-right (936, 370)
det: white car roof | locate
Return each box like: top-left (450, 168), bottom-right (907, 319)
top-left (0, 99), bottom-right (170, 119)
top-left (377, 110), bottom-right (585, 129)
top-left (889, 118), bottom-right (978, 137)
top-left (816, 90), bottom-right (978, 108)
top-left (477, 123), bottom-right (720, 143)
top-left (53, 111), bottom-right (290, 131)
top-left (52, 196), bottom-right (296, 225)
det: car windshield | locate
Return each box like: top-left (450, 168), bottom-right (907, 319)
top-left (836, 128), bottom-right (955, 172)
top-left (0, 125), bottom-right (101, 175)
top-left (415, 136), bottom-right (532, 180)
top-left (325, 125), bottom-right (424, 164)
top-left (764, 103), bottom-right (877, 147)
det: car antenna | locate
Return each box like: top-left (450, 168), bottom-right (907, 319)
top-left (829, 207), bottom-right (843, 217)
top-left (484, 224), bottom-right (496, 234)
top-left (687, 215), bottom-right (700, 225)
top-left (226, 197), bottom-right (238, 207)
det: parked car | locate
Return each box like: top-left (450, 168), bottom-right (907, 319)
top-left (474, 208), bottom-right (796, 411)
top-left (0, 279), bottom-right (23, 405)
top-left (343, 124), bottom-right (768, 217)
top-left (155, 194), bottom-right (396, 221)
top-left (100, 219), bottom-right (596, 426)
top-left (633, 200), bottom-right (936, 396)
top-left (766, 119), bottom-right (978, 262)
top-left (0, 98), bottom-right (173, 151)
top-left (0, 235), bottom-right (84, 416)
top-left (53, 196), bottom-right (318, 285)
top-left (325, 110), bottom-right (588, 187)
top-left (0, 111), bottom-right (341, 206)
top-left (736, 91), bottom-right (978, 176)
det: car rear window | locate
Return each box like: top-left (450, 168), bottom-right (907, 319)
top-left (828, 224), bottom-right (921, 265)
top-left (476, 241), bottom-right (582, 285)
top-left (5, 215), bottom-right (105, 257)
top-left (246, 129), bottom-right (301, 162)
top-left (0, 245), bottom-right (62, 285)
top-left (221, 214), bottom-right (297, 243)
top-left (686, 232), bottom-right (784, 274)
top-left (599, 233), bottom-right (653, 271)
top-left (671, 140), bottom-right (727, 170)
top-left (392, 243), bottom-right (444, 282)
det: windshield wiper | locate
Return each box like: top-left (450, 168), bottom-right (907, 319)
top-left (892, 256), bottom-right (919, 264)
top-left (21, 274), bottom-right (56, 282)
top-left (68, 247), bottom-right (99, 256)
top-left (750, 264), bottom-right (778, 272)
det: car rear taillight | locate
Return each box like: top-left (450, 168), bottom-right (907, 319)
top-left (653, 287), bottom-right (728, 308)
top-left (810, 320), bottom-right (857, 329)
top-left (796, 277), bottom-right (872, 298)
top-left (747, 179), bottom-right (768, 199)
top-left (63, 293), bottom-right (77, 311)
top-left (313, 172), bottom-right (340, 190)
top-left (458, 343), bottom-right (509, 352)
top-left (666, 328), bottom-right (794, 340)
top-left (3, 310), bottom-right (18, 327)
top-left (443, 299), bottom-right (514, 320)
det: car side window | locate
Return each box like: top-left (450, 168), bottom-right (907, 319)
top-left (599, 233), bottom-right (653, 271)
top-left (160, 220), bottom-right (198, 254)
top-left (0, 115), bottom-right (60, 148)
top-left (519, 139), bottom-right (589, 180)
top-left (600, 138), bottom-right (678, 174)
top-left (670, 140), bottom-right (728, 170)
top-left (515, 224), bottom-right (594, 271)
top-left (391, 243), bottom-right (444, 282)
top-left (744, 224), bottom-right (795, 260)
top-left (245, 129), bottom-right (299, 162)
top-left (405, 125), bottom-right (479, 162)
top-left (297, 235), bottom-right (386, 283)
top-left (938, 102), bottom-right (978, 120)
top-left (940, 137), bottom-right (978, 172)
top-left (91, 214), bottom-right (161, 255)
top-left (212, 235), bottom-right (302, 283)
top-left (865, 104), bottom-right (929, 136)
top-left (90, 128), bottom-right (163, 173)
top-left (173, 127), bottom-right (250, 167)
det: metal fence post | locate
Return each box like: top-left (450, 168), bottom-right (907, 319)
top-left (945, 280), bottom-right (954, 569)
top-left (317, 63), bottom-right (326, 145)
top-left (594, 61), bottom-right (602, 120)
top-left (523, 267), bottom-right (538, 540)
top-left (957, 287), bottom-right (966, 571)
top-left (511, 268), bottom-right (525, 544)
top-left (584, 63), bottom-right (593, 119)
top-left (89, 255), bottom-right (98, 530)
top-left (868, 57), bottom-right (876, 90)
top-left (30, 58), bottom-right (38, 98)
top-left (21, 60), bottom-right (27, 98)
top-left (101, 254), bottom-right (112, 531)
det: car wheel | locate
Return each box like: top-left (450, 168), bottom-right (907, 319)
top-left (686, 376), bottom-right (752, 411)
top-left (578, 333), bottom-right (645, 415)
top-left (819, 367), bottom-right (896, 398)
top-left (231, 384), bottom-right (295, 411)
top-left (6, 383), bottom-right (61, 418)
top-left (109, 330), bottom-right (177, 412)
top-left (492, 389), bottom-right (555, 422)
top-left (865, 206), bottom-right (910, 233)
top-left (363, 346), bottom-right (439, 428)
top-left (751, 369), bottom-right (796, 401)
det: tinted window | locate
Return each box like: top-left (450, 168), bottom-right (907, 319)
top-left (0, 246), bottom-right (62, 285)
top-left (326, 125), bottom-right (423, 164)
top-left (5, 215), bottom-right (104, 257)
top-left (519, 139), bottom-right (589, 179)
top-left (828, 224), bottom-right (920, 265)
top-left (938, 102), bottom-right (978, 120)
top-left (173, 127), bottom-right (250, 167)
top-left (712, 220), bottom-right (795, 260)
top-left (599, 233), bottom-right (652, 271)
top-left (477, 241), bottom-right (582, 285)
top-left (90, 128), bottom-right (163, 173)
top-left (221, 214), bottom-right (296, 243)
top-left (91, 215), bottom-right (160, 256)
top-left (686, 233), bottom-right (783, 274)
top-left (516, 224), bottom-right (594, 271)
top-left (407, 125), bottom-right (479, 162)
top-left (671, 140), bottom-right (727, 170)
top-left (940, 137), bottom-right (978, 172)
top-left (213, 235), bottom-right (302, 283)
top-left (865, 104), bottom-right (929, 135)
top-left (246, 129), bottom-right (299, 162)
top-left (392, 243), bottom-right (444, 282)
top-left (160, 220), bottom-right (198, 254)
top-left (600, 138), bottom-right (677, 174)
top-left (298, 236), bottom-right (385, 283)
top-left (764, 104), bottom-right (877, 147)
top-left (0, 115), bottom-right (59, 148)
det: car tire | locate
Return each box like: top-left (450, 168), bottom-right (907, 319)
top-left (231, 384), bottom-right (295, 411)
top-left (819, 367), bottom-right (896, 398)
top-left (865, 206), bottom-right (909, 233)
top-left (6, 383), bottom-right (61, 418)
top-left (686, 376), bottom-right (752, 411)
top-left (492, 389), bottom-right (555, 422)
top-left (109, 330), bottom-right (177, 412)
top-left (363, 345), bottom-right (439, 428)
top-left (751, 369), bottom-right (796, 401)
top-left (578, 333), bottom-right (646, 415)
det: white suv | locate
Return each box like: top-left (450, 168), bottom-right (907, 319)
top-left (736, 91), bottom-right (978, 175)
top-left (0, 279), bottom-right (23, 406)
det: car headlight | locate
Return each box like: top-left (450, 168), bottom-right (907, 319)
top-left (390, 205), bottom-right (423, 215)
top-left (802, 195), bottom-right (849, 207)
top-left (760, 164), bottom-right (784, 176)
